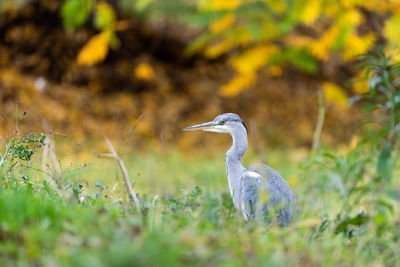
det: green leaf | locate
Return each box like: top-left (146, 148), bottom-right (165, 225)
top-left (288, 49), bottom-right (318, 73)
top-left (135, 0), bottom-right (155, 13)
top-left (94, 2), bottom-right (116, 31)
top-left (185, 32), bottom-right (215, 55)
top-left (61, 0), bottom-right (93, 30)
top-left (335, 213), bottom-right (369, 235)
top-left (271, 48), bottom-right (318, 73)
top-left (377, 142), bottom-right (392, 183)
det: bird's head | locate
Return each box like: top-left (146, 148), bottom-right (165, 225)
top-left (183, 113), bottom-right (247, 134)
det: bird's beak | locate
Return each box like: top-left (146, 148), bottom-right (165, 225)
top-left (183, 121), bottom-right (217, 131)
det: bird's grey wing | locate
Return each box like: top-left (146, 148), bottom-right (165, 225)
top-left (247, 164), bottom-right (297, 225)
top-left (239, 171), bottom-right (268, 221)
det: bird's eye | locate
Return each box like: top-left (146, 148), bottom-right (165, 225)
top-left (220, 120), bottom-right (226, 125)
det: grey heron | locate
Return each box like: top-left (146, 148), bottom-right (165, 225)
top-left (183, 113), bottom-right (296, 225)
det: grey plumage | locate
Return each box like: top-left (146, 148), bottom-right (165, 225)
top-left (242, 164), bottom-right (296, 224)
top-left (183, 113), bottom-right (297, 224)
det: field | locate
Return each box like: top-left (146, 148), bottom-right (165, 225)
top-left (0, 135), bottom-right (399, 266)
top-left (1, 1), bottom-right (400, 266)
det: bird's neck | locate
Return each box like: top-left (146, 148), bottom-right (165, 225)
top-left (225, 128), bottom-right (247, 208)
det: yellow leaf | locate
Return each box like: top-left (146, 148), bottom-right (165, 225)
top-left (383, 15), bottom-right (400, 62)
top-left (265, 0), bottom-right (286, 14)
top-left (363, 0), bottom-right (400, 14)
top-left (385, 1), bottom-right (400, 13)
top-left (385, 47), bottom-right (400, 62)
top-left (340, 10), bottom-right (363, 26)
top-left (322, 1), bottom-right (340, 17)
top-left (300, 0), bottom-right (320, 25)
top-left (198, 0), bottom-right (241, 10)
top-left (134, 63), bottom-right (155, 81)
top-left (77, 32), bottom-right (110, 66)
top-left (220, 73), bottom-right (256, 97)
top-left (230, 44), bottom-right (279, 74)
top-left (205, 39), bottom-right (235, 58)
top-left (323, 82), bottom-right (348, 108)
top-left (310, 26), bottom-right (340, 61)
top-left (352, 70), bottom-right (371, 94)
top-left (205, 28), bottom-right (252, 58)
top-left (310, 10), bottom-right (363, 61)
top-left (384, 15), bottom-right (400, 46)
top-left (353, 79), bottom-right (369, 94)
top-left (310, 40), bottom-right (328, 61)
top-left (342, 32), bottom-right (376, 61)
top-left (219, 44), bottom-right (279, 96)
top-left (210, 14), bottom-right (235, 34)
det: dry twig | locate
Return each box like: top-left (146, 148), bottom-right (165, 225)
top-left (104, 136), bottom-right (141, 213)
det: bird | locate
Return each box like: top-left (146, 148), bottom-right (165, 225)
top-left (183, 113), bottom-right (296, 225)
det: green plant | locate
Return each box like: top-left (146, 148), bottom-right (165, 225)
top-left (300, 52), bottom-right (400, 244)
top-left (0, 133), bottom-right (46, 168)
top-left (357, 53), bottom-right (400, 183)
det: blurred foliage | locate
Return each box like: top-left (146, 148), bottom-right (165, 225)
top-left (183, 0), bottom-right (395, 99)
top-left (0, 0), bottom-right (371, 147)
top-left (57, 0), bottom-right (400, 104)
top-left (61, 0), bottom-right (94, 30)
top-left (61, 0), bottom-right (118, 65)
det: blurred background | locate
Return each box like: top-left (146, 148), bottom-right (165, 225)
top-left (0, 0), bottom-right (398, 152)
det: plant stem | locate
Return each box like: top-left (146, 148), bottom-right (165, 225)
top-left (105, 136), bottom-right (141, 213)
top-left (312, 90), bottom-right (326, 151)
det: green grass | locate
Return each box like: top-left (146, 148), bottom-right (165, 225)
top-left (74, 148), bottom-right (299, 195)
top-left (0, 146), bottom-right (399, 266)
